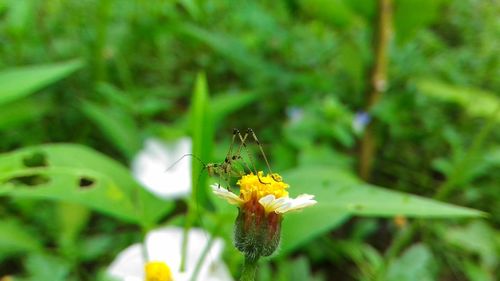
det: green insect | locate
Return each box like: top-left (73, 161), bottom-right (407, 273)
top-left (168, 128), bottom-right (278, 189)
top-left (207, 128), bottom-right (281, 187)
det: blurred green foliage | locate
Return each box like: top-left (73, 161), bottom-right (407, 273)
top-left (0, 0), bottom-right (499, 280)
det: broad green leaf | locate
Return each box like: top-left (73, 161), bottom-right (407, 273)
top-left (81, 101), bottom-right (142, 158)
top-left (416, 79), bottom-right (500, 121)
top-left (0, 144), bottom-right (173, 226)
top-left (0, 60), bottom-right (83, 106)
top-left (285, 166), bottom-right (483, 217)
top-left (385, 244), bottom-right (437, 281)
top-left (279, 166), bottom-right (483, 254)
top-left (0, 219), bottom-right (42, 259)
top-left (281, 208), bottom-right (348, 255)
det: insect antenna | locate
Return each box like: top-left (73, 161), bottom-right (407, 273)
top-left (165, 153), bottom-right (207, 172)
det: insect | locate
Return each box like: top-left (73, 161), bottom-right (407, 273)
top-left (167, 128), bottom-right (279, 190)
top-left (207, 128), bottom-right (281, 188)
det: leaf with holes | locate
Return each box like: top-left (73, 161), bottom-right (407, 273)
top-left (0, 144), bottom-right (174, 226)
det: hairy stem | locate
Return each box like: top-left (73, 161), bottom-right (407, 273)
top-left (240, 256), bottom-right (259, 281)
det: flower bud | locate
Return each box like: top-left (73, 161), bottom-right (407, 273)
top-left (234, 195), bottom-right (282, 261)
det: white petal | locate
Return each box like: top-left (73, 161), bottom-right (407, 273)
top-left (211, 184), bottom-right (244, 205)
top-left (206, 261), bottom-right (234, 281)
top-left (108, 244), bottom-right (144, 281)
top-left (258, 194), bottom-right (275, 205)
top-left (131, 138), bottom-right (192, 199)
top-left (107, 226), bottom-right (233, 281)
top-left (275, 194), bottom-right (317, 214)
top-left (258, 195), bottom-right (290, 213)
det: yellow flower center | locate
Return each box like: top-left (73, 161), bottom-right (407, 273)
top-left (145, 261), bottom-right (173, 281)
top-left (237, 171), bottom-right (289, 201)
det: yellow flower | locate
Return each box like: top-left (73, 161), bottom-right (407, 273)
top-left (212, 171), bottom-right (316, 214)
top-left (145, 261), bottom-right (173, 281)
top-left (211, 171), bottom-right (316, 261)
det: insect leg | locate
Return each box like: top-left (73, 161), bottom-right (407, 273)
top-left (235, 129), bottom-right (261, 176)
top-left (246, 128), bottom-right (281, 182)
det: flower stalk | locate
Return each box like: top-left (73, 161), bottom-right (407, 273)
top-left (240, 256), bottom-right (259, 281)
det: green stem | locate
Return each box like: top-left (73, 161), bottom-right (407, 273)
top-left (189, 218), bottom-right (224, 281)
top-left (240, 256), bottom-right (259, 281)
top-left (180, 199), bottom-right (195, 272)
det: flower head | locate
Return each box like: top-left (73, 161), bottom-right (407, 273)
top-left (211, 172), bottom-right (316, 261)
top-left (212, 172), bottom-right (316, 215)
top-left (145, 261), bottom-right (173, 281)
top-left (107, 227), bottom-right (233, 281)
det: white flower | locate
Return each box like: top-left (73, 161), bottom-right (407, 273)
top-left (108, 227), bottom-right (233, 281)
top-left (132, 138), bottom-right (192, 199)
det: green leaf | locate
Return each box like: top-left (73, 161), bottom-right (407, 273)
top-left (0, 60), bottom-right (83, 106)
top-left (281, 208), bottom-right (348, 255)
top-left (299, 0), bottom-right (356, 27)
top-left (210, 91), bottom-right (259, 125)
top-left (385, 244), bottom-right (437, 281)
top-left (286, 166), bottom-right (484, 217)
top-left (0, 219), bottom-right (42, 259)
top-left (56, 202), bottom-right (91, 258)
top-left (0, 99), bottom-right (50, 130)
top-left (279, 166), bottom-right (484, 253)
top-left (81, 101), bottom-right (142, 158)
top-left (178, 24), bottom-right (267, 72)
top-left (395, 0), bottom-right (447, 43)
top-left (444, 221), bottom-right (498, 269)
top-left (463, 260), bottom-right (495, 281)
top-left (0, 144), bottom-right (173, 226)
top-left (24, 253), bottom-right (71, 281)
top-left (416, 79), bottom-right (500, 121)
top-left (189, 72), bottom-right (214, 209)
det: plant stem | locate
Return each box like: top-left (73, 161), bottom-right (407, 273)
top-left (180, 199), bottom-right (194, 272)
top-left (359, 0), bottom-right (393, 181)
top-left (189, 218), bottom-right (223, 281)
top-left (240, 256), bottom-right (259, 281)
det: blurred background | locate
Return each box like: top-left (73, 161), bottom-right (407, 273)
top-left (0, 0), bottom-right (499, 280)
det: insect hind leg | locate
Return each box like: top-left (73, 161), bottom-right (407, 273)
top-left (245, 128), bottom-right (281, 182)
top-left (234, 129), bottom-right (273, 185)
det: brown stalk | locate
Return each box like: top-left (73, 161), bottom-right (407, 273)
top-left (359, 0), bottom-right (393, 181)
